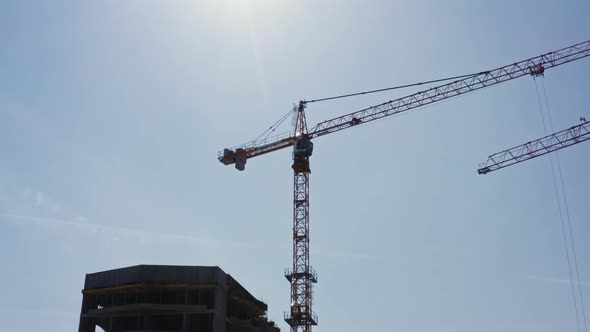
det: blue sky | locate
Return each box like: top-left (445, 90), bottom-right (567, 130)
top-left (1, 1), bottom-right (589, 331)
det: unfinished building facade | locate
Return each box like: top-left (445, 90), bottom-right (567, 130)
top-left (78, 265), bottom-right (280, 332)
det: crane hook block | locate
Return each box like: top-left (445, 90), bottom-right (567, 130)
top-left (529, 64), bottom-right (545, 77)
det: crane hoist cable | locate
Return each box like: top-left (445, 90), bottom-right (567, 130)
top-left (536, 78), bottom-right (589, 332)
top-left (253, 72), bottom-right (486, 143)
top-left (541, 79), bottom-right (589, 332)
top-left (304, 72), bottom-right (485, 104)
top-left (253, 108), bottom-right (294, 143)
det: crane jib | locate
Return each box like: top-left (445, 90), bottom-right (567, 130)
top-left (309, 40), bottom-right (590, 138)
top-left (478, 120), bottom-right (590, 174)
top-left (218, 40), bottom-right (590, 169)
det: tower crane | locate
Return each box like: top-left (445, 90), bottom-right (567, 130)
top-left (478, 118), bottom-right (590, 174)
top-left (218, 40), bottom-right (590, 332)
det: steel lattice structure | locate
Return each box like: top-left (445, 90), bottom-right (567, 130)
top-left (281, 102), bottom-right (318, 332)
top-left (218, 40), bottom-right (590, 332)
top-left (284, 171), bottom-right (318, 331)
top-left (478, 119), bottom-right (590, 174)
top-left (309, 40), bottom-right (590, 138)
top-left (218, 40), bottom-right (590, 167)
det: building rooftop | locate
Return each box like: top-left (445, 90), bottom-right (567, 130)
top-left (83, 265), bottom-right (266, 311)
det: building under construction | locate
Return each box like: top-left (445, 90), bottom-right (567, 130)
top-left (78, 265), bottom-right (280, 332)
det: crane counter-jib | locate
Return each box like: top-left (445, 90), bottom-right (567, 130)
top-left (219, 133), bottom-right (299, 170)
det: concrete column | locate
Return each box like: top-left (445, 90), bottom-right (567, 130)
top-left (143, 314), bottom-right (153, 330)
top-left (182, 289), bottom-right (190, 332)
top-left (212, 284), bottom-right (227, 332)
top-left (78, 295), bottom-right (96, 332)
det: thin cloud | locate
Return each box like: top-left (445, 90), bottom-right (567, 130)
top-left (316, 248), bottom-right (383, 262)
top-left (522, 274), bottom-right (590, 287)
top-left (19, 187), bottom-right (61, 211)
top-left (0, 213), bottom-right (252, 249)
top-left (0, 306), bottom-right (73, 318)
top-left (34, 191), bottom-right (44, 207)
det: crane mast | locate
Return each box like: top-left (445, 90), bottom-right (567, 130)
top-left (284, 101), bottom-right (318, 331)
top-left (478, 119), bottom-right (590, 174)
top-left (217, 40), bottom-right (590, 332)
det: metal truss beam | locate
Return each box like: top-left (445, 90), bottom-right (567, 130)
top-left (478, 119), bottom-right (590, 174)
top-left (309, 41), bottom-right (590, 138)
top-left (285, 103), bottom-right (317, 332)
